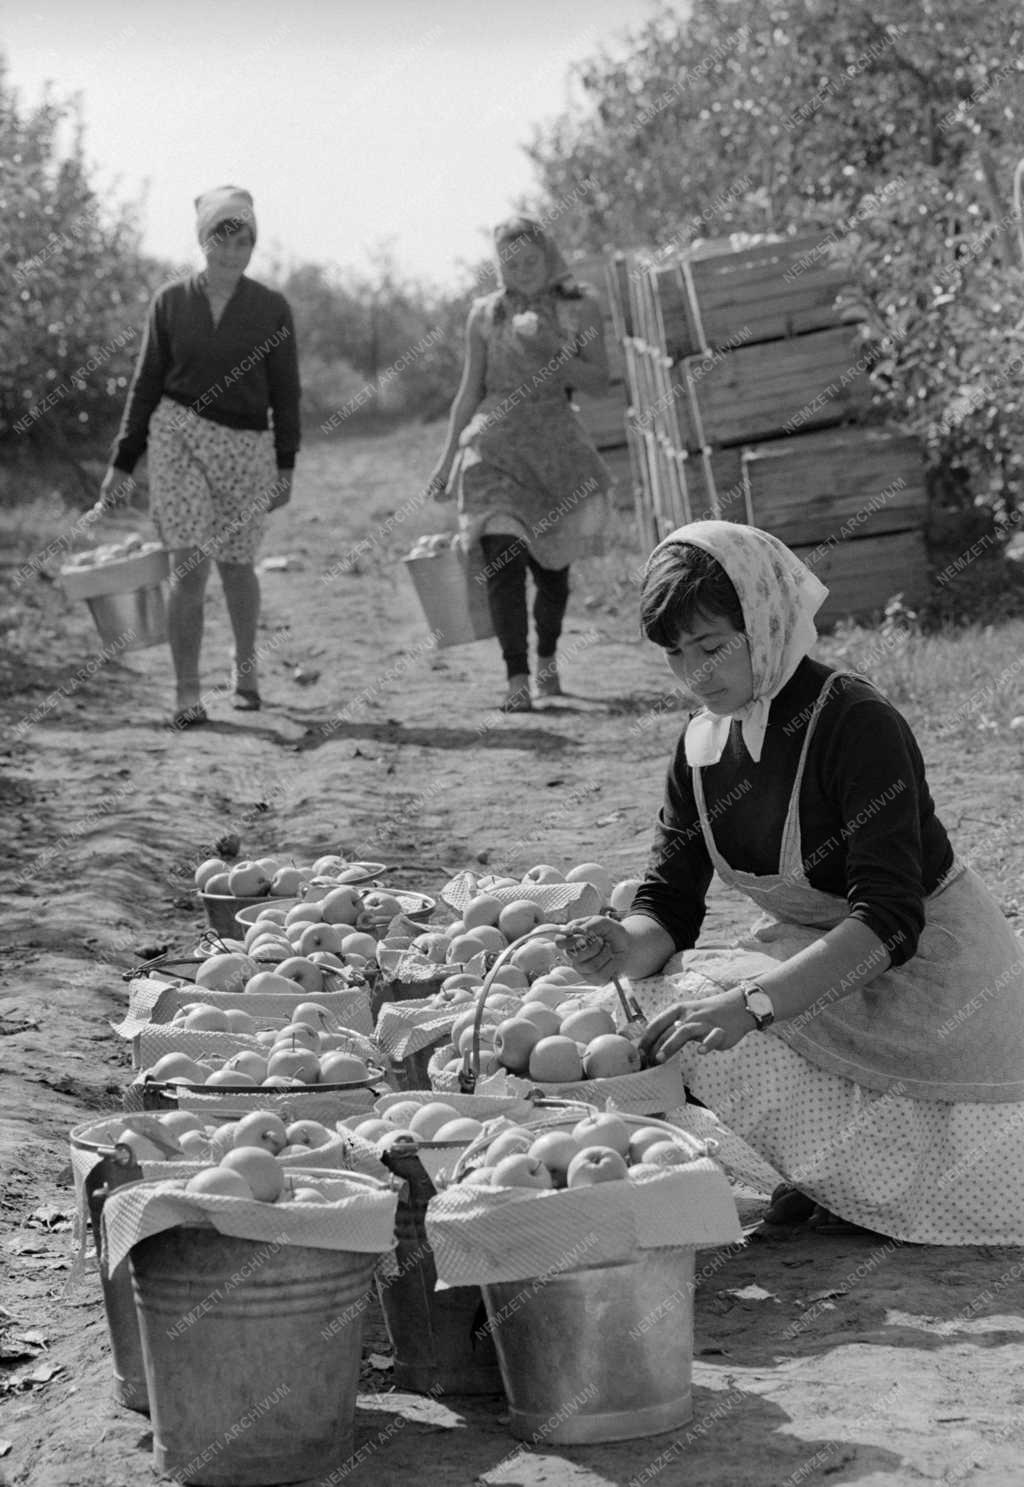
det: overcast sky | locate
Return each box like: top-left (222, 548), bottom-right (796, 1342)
top-left (1, 0), bottom-right (670, 286)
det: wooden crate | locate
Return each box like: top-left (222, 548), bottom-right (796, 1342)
top-left (794, 529), bottom-right (929, 623)
top-left (597, 443), bottom-right (637, 509)
top-left (573, 380), bottom-right (629, 450)
top-left (678, 325), bottom-right (871, 450)
top-left (678, 232), bottom-right (853, 356)
top-left (740, 428), bottom-right (927, 546)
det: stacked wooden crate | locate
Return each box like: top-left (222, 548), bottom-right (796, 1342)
top-left (566, 252), bottom-right (637, 511)
top-left (605, 233), bottom-right (929, 623)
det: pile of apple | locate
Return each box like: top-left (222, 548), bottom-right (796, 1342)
top-left (113, 1108), bottom-right (338, 1165)
top-left (203, 883), bottom-right (410, 981)
top-left (142, 1016), bottom-right (375, 1088)
top-left (457, 1111), bottom-right (697, 1190)
top-left (347, 1099), bottom-right (488, 1154)
top-left (194, 850), bottom-right (375, 902)
top-left (455, 860), bottom-right (643, 916)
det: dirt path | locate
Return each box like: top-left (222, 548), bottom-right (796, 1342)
top-left (2, 426), bottom-right (1024, 1487)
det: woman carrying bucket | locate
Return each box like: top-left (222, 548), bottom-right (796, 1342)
top-left (95, 186), bottom-right (301, 728)
top-left (561, 520), bottom-right (1024, 1245)
top-left (426, 216), bottom-right (612, 712)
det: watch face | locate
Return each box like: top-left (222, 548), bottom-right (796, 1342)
top-left (747, 990), bottom-right (774, 1021)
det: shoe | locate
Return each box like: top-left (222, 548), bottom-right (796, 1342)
top-left (763, 1184), bottom-right (817, 1225)
top-left (167, 704), bottom-right (208, 731)
top-left (231, 688), bottom-right (262, 712)
top-left (535, 659), bottom-right (562, 698)
top-left (501, 675), bottom-right (533, 713)
top-left (807, 1205), bottom-right (882, 1237)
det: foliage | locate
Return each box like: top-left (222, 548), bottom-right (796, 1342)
top-left (0, 64), bottom-right (155, 458)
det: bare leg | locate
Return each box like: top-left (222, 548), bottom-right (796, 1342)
top-left (167, 547), bottom-right (211, 710)
top-left (216, 560), bottom-right (261, 695)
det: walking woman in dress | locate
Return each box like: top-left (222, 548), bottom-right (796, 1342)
top-left (563, 520), bottom-right (1024, 1245)
top-left (97, 186), bottom-right (301, 727)
top-left (428, 215), bottom-right (611, 712)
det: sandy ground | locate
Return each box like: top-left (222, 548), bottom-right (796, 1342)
top-left (2, 426), bottom-right (1024, 1487)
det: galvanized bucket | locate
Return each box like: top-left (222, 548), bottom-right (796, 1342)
top-left (86, 585), bottom-right (167, 650)
top-left (82, 1154), bottom-right (150, 1414)
top-left (377, 1146), bottom-right (502, 1396)
top-left (131, 1225), bottom-right (376, 1485)
top-left (481, 1246), bottom-right (695, 1443)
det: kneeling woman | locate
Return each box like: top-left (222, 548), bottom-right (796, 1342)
top-left (564, 520), bottom-right (1024, 1245)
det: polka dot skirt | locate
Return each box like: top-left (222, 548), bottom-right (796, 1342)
top-left (147, 397), bottom-right (278, 564)
top-left (636, 983), bottom-right (1024, 1246)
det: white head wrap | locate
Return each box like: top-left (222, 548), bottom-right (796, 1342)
top-left (195, 185), bottom-right (257, 248)
top-left (646, 520), bottom-right (829, 766)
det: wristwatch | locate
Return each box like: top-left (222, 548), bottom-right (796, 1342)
top-left (741, 983), bottom-right (775, 1030)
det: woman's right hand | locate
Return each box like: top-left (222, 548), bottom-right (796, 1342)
top-left (87, 468), bottom-right (136, 524)
top-left (555, 915), bottom-right (634, 983)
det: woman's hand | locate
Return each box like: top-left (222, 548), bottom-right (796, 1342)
top-left (556, 915), bottom-right (633, 983)
top-left (89, 467), bottom-right (136, 522)
top-left (640, 990), bottom-right (754, 1062)
top-left (267, 471), bottom-right (293, 512)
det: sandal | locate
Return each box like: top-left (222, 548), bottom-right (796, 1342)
top-left (231, 688), bottom-right (262, 712)
top-left (501, 675), bottom-right (532, 713)
top-left (167, 704), bottom-right (208, 731)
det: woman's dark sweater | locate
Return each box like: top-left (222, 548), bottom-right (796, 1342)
top-left (630, 657), bottom-right (955, 967)
top-left (110, 274), bottom-right (301, 473)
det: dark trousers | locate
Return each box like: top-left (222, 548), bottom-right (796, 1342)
top-left (479, 533), bottom-right (570, 679)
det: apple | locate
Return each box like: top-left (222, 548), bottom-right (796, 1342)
top-left (582, 1033), bottom-right (642, 1079)
top-left (565, 862), bottom-right (613, 902)
top-left (290, 1187), bottom-right (329, 1203)
top-left (559, 1007), bottom-right (617, 1045)
top-left (458, 1025), bottom-right (496, 1057)
top-left (212, 937), bottom-right (248, 955)
top-left (178, 1131), bottom-right (210, 1158)
top-left (442, 973), bottom-right (482, 993)
top-left (271, 866), bottom-right (306, 896)
top-left (431, 1117), bottom-right (485, 1143)
top-left (318, 1051), bottom-right (370, 1084)
top-left (509, 939), bottom-right (561, 980)
top-left (608, 877), bottom-right (643, 914)
top-left (184, 1006), bottom-right (230, 1032)
top-left (195, 953), bottom-right (257, 994)
top-left (233, 1111), bottom-right (289, 1154)
top-left (115, 1128), bottom-right (171, 1163)
top-left (447, 933), bottom-right (491, 965)
top-left (493, 1017), bottom-right (544, 1074)
top-left (228, 862), bottom-right (271, 898)
top-left (497, 899), bottom-right (544, 939)
top-left (273, 1023), bottom-right (320, 1052)
top-left (528, 1036), bottom-right (585, 1083)
top-left (547, 966), bottom-right (589, 986)
top-left (351, 1118), bottom-right (394, 1142)
top-left (160, 1111), bottom-right (205, 1137)
top-left (286, 901), bottom-right (322, 925)
top-left (275, 956), bottom-right (324, 994)
top-left (528, 1131), bottom-right (581, 1187)
top-left (566, 1147), bottom-right (629, 1188)
top-left (255, 1030), bottom-right (279, 1047)
top-left (312, 854), bottom-right (348, 876)
top-left (223, 1051), bottom-right (269, 1083)
top-left (284, 1119), bottom-right (334, 1150)
top-left (573, 1112), bottom-right (632, 1158)
top-left (451, 1008), bottom-right (499, 1045)
top-left (462, 1168), bottom-right (495, 1188)
top-left (517, 1002), bottom-right (562, 1039)
top-left (641, 1140), bottom-right (696, 1168)
top-left (262, 1074), bottom-right (301, 1087)
top-left (408, 1102), bottom-right (461, 1140)
top-left (522, 980), bottom-right (571, 1010)
top-left (412, 932), bottom-right (450, 964)
top-left (376, 1128), bottom-right (420, 1155)
top-left (308, 950), bottom-right (345, 970)
top-left (628, 1126), bottom-right (673, 1165)
top-left (299, 924), bottom-right (346, 957)
top-left (244, 970), bottom-right (308, 996)
top-left (523, 864), bottom-right (563, 884)
top-left (492, 1153), bottom-right (554, 1189)
top-left (222, 1008), bottom-right (258, 1034)
top-left (382, 1100), bottom-right (424, 1127)
top-left (320, 886), bottom-right (362, 926)
top-left (444, 920), bottom-right (466, 940)
top-left (488, 966), bottom-right (530, 993)
top-left (359, 891), bottom-right (404, 921)
top-left (186, 1168), bottom-right (253, 1198)
top-left (485, 1128), bottom-right (534, 1165)
top-left (339, 931), bottom-right (379, 960)
top-left (206, 1069), bottom-right (256, 1087)
top-left (463, 894), bottom-right (503, 930)
top-left (221, 1147), bottom-right (283, 1202)
top-left (466, 925), bottom-right (506, 955)
top-left (194, 857), bottom-right (229, 890)
top-left (292, 1001), bottom-right (334, 1031)
top-left (266, 1048), bottom-right (320, 1083)
top-left (250, 941), bottom-right (291, 963)
top-left (146, 1052), bottom-right (210, 1083)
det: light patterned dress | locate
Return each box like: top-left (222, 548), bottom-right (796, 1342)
top-left (453, 290), bottom-right (611, 571)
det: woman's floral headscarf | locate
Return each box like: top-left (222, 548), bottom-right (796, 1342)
top-left (647, 520), bottom-right (829, 766)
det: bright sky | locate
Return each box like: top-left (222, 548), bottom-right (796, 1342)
top-left (1, 0), bottom-right (670, 288)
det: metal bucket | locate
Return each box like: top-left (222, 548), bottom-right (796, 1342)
top-left (481, 1247), bottom-right (695, 1443)
top-left (377, 1148), bottom-right (502, 1396)
top-left (199, 891), bottom-right (271, 939)
top-left (85, 584), bottom-right (167, 650)
top-left (131, 1225), bottom-right (376, 1485)
top-left (403, 544), bottom-right (494, 648)
top-left (82, 1155), bottom-right (150, 1414)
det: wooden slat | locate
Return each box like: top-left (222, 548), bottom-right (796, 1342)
top-left (598, 443), bottom-right (635, 509)
top-left (574, 383), bottom-right (628, 450)
top-left (794, 529), bottom-right (929, 623)
top-left (680, 326), bottom-right (871, 449)
top-left (740, 428), bottom-right (927, 546)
